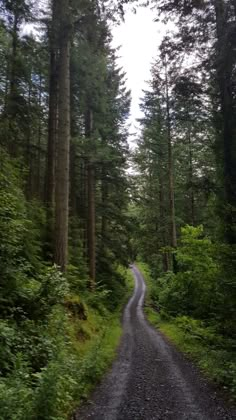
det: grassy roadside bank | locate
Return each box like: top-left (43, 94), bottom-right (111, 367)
top-left (63, 266), bottom-right (134, 419)
top-left (0, 267), bottom-right (134, 420)
top-left (136, 262), bottom-right (236, 402)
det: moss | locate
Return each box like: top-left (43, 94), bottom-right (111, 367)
top-left (64, 295), bottom-right (88, 320)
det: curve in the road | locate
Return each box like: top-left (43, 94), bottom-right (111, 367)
top-left (75, 265), bottom-right (236, 420)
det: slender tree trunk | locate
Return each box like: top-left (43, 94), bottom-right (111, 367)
top-left (54, 0), bottom-right (71, 271)
top-left (36, 73), bottom-right (42, 199)
top-left (45, 0), bottom-right (59, 210)
top-left (164, 56), bottom-right (177, 250)
top-left (3, 60), bottom-right (9, 115)
top-left (233, 0), bottom-right (236, 18)
top-left (70, 142), bottom-right (77, 216)
top-left (83, 160), bottom-right (88, 258)
top-left (158, 167), bottom-right (169, 271)
top-left (45, 52), bottom-right (57, 209)
top-left (26, 81), bottom-right (33, 199)
top-left (188, 125), bottom-right (195, 225)
top-left (101, 164), bottom-right (108, 246)
top-left (44, 0), bottom-right (59, 260)
top-left (85, 109), bottom-right (96, 287)
top-left (70, 64), bottom-right (79, 218)
top-left (87, 162), bottom-right (96, 285)
top-left (214, 0), bottom-right (236, 244)
top-left (9, 13), bottom-right (18, 108)
top-left (7, 12), bottom-right (18, 155)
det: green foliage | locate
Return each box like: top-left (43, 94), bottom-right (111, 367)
top-left (0, 151), bottom-right (28, 300)
top-left (139, 265), bottom-right (236, 400)
top-left (68, 216), bottom-right (88, 290)
top-left (36, 266), bottom-right (70, 311)
top-left (34, 315), bottom-right (122, 420)
top-left (0, 139), bottom-right (132, 418)
top-left (96, 264), bottom-right (128, 311)
top-left (24, 200), bottom-right (46, 274)
top-left (31, 267), bottom-right (132, 419)
top-left (148, 312), bottom-right (236, 399)
top-left (176, 225), bottom-right (217, 274)
top-left (0, 374), bottom-right (34, 420)
top-left (138, 224), bottom-right (235, 336)
top-left (0, 152), bottom-right (49, 314)
top-left (155, 226), bottom-right (220, 319)
top-left (33, 352), bottom-right (78, 420)
top-left (0, 256), bottom-right (132, 419)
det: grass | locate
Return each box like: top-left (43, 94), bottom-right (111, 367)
top-left (136, 262), bottom-right (236, 402)
top-left (66, 266), bottom-right (134, 416)
top-left (0, 266), bottom-right (134, 420)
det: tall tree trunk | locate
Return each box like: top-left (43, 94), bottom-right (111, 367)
top-left (164, 56), bottom-right (177, 250)
top-left (3, 60), bottom-right (9, 116)
top-left (45, 52), bottom-right (57, 209)
top-left (70, 65), bottom-right (79, 218)
top-left (26, 80), bottom-right (33, 199)
top-left (101, 164), bottom-right (108, 246)
top-left (83, 160), bottom-right (88, 258)
top-left (70, 142), bottom-right (77, 216)
top-left (158, 166), bottom-right (169, 271)
top-left (85, 109), bottom-right (96, 287)
top-left (45, 0), bottom-right (59, 210)
top-left (7, 12), bottom-right (18, 155)
top-left (214, 0), bottom-right (236, 244)
top-left (44, 0), bottom-right (59, 260)
top-left (36, 73), bottom-right (42, 199)
top-left (188, 125), bottom-right (195, 225)
top-left (54, 0), bottom-right (71, 271)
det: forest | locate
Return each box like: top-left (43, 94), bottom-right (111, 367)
top-left (0, 0), bottom-right (235, 418)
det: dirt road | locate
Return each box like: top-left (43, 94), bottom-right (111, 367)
top-left (76, 265), bottom-right (236, 420)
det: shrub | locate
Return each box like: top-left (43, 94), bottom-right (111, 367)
top-left (158, 226), bottom-right (220, 319)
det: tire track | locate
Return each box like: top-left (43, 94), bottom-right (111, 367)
top-left (75, 265), bottom-right (236, 420)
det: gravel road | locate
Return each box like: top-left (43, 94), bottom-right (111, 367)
top-left (75, 265), bottom-right (236, 420)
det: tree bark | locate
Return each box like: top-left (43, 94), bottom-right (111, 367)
top-left (164, 56), bottom-right (177, 249)
top-left (214, 0), bottom-right (236, 244)
top-left (36, 73), bottom-right (42, 199)
top-left (85, 109), bottom-right (96, 288)
top-left (45, 0), bottom-right (59, 210)
top-left (7, 11), bottom-right (19, 155)
top-left (54, 0), bottom-right (71, 271)
top-left (101, 164), bottom-right (108, 246)
top-left (188, 125), bottom-right (195, 226)
top-left (26, 81), bottom-right (33, 199)
top-left (158, 167), bottom-right (169, 271)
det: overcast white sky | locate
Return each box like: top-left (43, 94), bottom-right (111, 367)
top-left (26, 5), bottom-right (168, 143)
top-left (111, 6), bottom-right (168, 140)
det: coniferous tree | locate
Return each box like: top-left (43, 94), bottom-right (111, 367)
top-left (54, 0), bottom-right (71, 271)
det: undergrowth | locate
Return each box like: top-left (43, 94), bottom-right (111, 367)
top-left (0, 266), bottom-right (133, 420)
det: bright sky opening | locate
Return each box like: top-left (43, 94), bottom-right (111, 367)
top-left (112, 6), bottom-right (168, 141)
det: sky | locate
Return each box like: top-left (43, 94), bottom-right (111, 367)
top-left (111, 6), bottom-right (168, 142)
top-left (25, 4), bottom-right (168, 144)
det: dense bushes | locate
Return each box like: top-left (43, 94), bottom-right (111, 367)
top-left (0, 153), bottom-right (28, 304)
top-left (138, 234), bottom-right (236, 397)
top-left (145, 225), bottom-right (235, 336)
top-left (0, 262), bottom-right (129, 419)
top-left (0, 153), bottom-right (131, 419)
top-left (0, 303), bottom-right (127, 419)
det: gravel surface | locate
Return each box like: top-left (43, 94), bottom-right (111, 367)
top-left (75, 265), bottom-right (236, 420)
